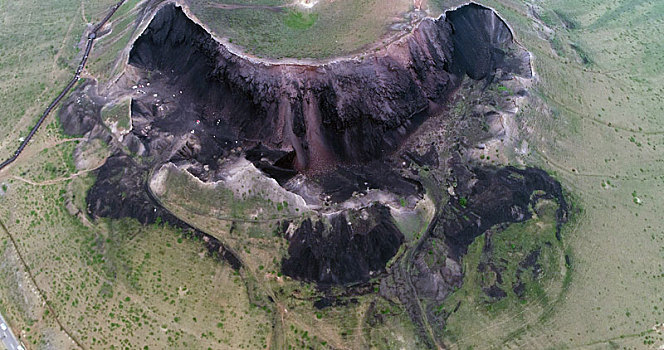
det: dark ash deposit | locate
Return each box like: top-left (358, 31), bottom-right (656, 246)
top-left (281, 204), bottom-right (404, 285)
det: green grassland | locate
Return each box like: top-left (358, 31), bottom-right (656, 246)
top-left (0, 0), bottom-right (663, 349)
top-left (439, 199), bottom-right (568, 348)
top-left (101, 98), bottom-right (131, 132)
top-left (187, 0), bottom-right (415, 59)
top-left (0, 0), bottom-right (120, 160)
top-left (0, 173), bottom-right (272, 349)
top-left (435, 0), bottom-right (664, 348)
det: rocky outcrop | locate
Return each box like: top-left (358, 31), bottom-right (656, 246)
top-left (447, 4), bottom-right (530, 80)
top-left (380, 162), bottom-right (568, 346)
top-left (400, 161), bottom-right (568, 305)
top-left (281, 204), bottom-right (404, 284)
top-left (87, 153), bottom-right (243, 270)
top-left (57, 82), bottom-right (111, 141)
top-left (53, 3), bottom-right (575, 347)
top-left (439, 158), bottom-right (568, 259)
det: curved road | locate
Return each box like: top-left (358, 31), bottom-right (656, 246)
top-left (0, 312), bottom-right (22, 350)
top-left (0, 0), bottom-right (126, 172)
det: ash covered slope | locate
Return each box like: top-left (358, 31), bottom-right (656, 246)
top-left (128, 3), bottom-right (528, 171)
top-left (282, 204), bottom-right (404, 284)
top-left (447, 3), bottom-right (527, 80)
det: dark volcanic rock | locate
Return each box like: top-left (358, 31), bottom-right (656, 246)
top-left (244, 144), bottom-right (297, 184)
top-left (520, 248), bottom-right (542, 277)
top-left (404, 145), bottom-right (440, 168)
top-left (483, 284), bottom-right (507, 300)
top-left (316, 161), bottom-right (423, 203)
top-left (58, 81), bottom-right (104, 136)
top-left (313, 296), bottom-right (359, 310)
top-left (127, 3), bottom-right (528, 171)
top-left (447, 3), bottom-right (529, 80)
top-left (282, 204), bottom-right (404, 285)
top-left (86, 154), bottom-right (157, 224)
top-left (511, 248), bottom-right (543, 299)
top-left (403, 163), bottom-right (567, 306)
top-left (439, 160), bottom-right (567, 260)
top-left (513, 281), bottom-right (526, 298)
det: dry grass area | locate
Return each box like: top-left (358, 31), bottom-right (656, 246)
top-left (0, 0), bottom-right (120, 160)
top-left (85, 0), bottom-right (146, 82)
top-left (0, 171), bottom-right (273, 349)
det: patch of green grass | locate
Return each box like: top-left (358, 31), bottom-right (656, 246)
top-left (188, 0), bottom-right (413, 59)
top-left (0, 171), bottom-right (274, 348)
top-left (101, 98), bottom-right (131, 130)
top-left (439, 199), bottom-right (566, 348)
top-left (283, 11), bottom-right (318, 29)
top-left (363, 298), bottom-right (422, 349)
top-left (14, 141), bottom-right (78, 182)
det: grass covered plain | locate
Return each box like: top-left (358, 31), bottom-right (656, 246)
top-left (438, 199), bottom-right (569, 348)
top-left (431, 0), bottom-right (664, 348)
top-left (0, 0), bottom-right (120, 160)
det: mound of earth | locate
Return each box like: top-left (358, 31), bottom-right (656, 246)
top-left (281, 203), bottom-right (404, 285)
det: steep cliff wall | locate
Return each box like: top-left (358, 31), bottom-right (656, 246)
top-left (128, 3), bottom-right (528, 171)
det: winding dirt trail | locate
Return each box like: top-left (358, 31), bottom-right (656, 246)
top-left (11, 158), bottom-right (106, 186)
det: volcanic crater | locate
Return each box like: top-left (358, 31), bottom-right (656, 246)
top-left (61, 1), bottom-right (565, 300)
